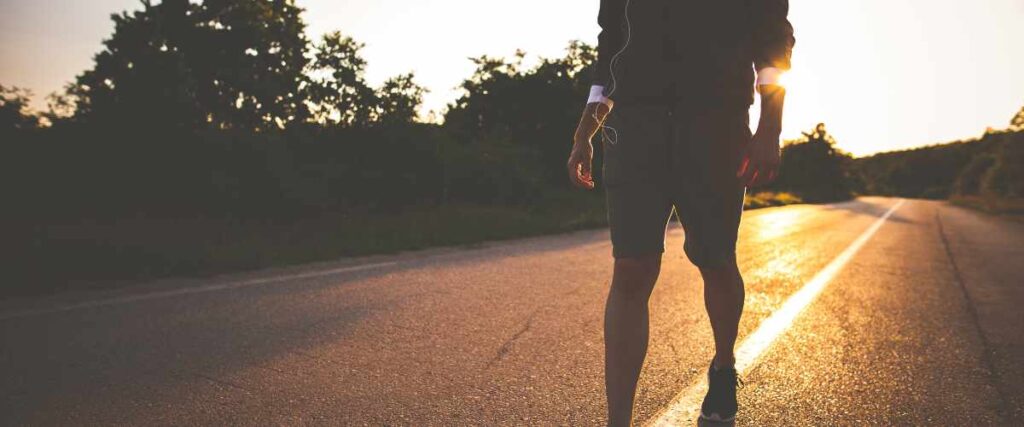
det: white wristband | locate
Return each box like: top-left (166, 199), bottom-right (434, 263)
top-left (756, 67), bottom-right (783, 86)
top-left (587, 85), bottom-right (613, 108)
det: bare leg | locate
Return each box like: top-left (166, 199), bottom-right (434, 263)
top-left (700, 262), bottom-right (745, 369)
top-left (605, 255), bottom-right (662, 427)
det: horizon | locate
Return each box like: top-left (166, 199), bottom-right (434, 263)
top-left (1, 0), bottom-right (1021, 156)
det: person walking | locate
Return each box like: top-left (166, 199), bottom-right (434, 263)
top-left (567, 0), bottom-right (795, 424)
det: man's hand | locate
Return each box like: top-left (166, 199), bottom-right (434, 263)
top-left (568, 102), bottom-right (612, 190)
top-left (737, 129), bottom-right (781, 187)
top-left (738, 84), bottom-right (786, 188)
top-left (567, 139), bottom-right (595, 190)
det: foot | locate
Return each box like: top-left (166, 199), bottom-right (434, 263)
top-left (700, 362), bottom-right (741, 422)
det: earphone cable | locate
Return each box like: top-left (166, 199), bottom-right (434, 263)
top-left (600, 0), bottom-right (632, 145)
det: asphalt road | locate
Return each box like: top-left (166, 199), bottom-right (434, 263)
top-left (2, 197), bottom-right (1022, 426)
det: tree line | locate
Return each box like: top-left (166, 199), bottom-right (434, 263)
top-left (850, 107), bottom-right (1024, 202)
top-left (2, 0), bottom-right (603, 223)
top-left (6, 0), bottom-right (1016, 230)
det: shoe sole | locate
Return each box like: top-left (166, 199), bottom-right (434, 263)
top-left (699, 411), bottom-right (736, 423)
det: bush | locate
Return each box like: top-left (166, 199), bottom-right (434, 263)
top-left (954, 153), bottom-right (996, 196)
top-left (981, 135), bottom-right (1024, 198)
top-left (771, 123), bottom-right (854, 203)
top-left (854, 128), bottom-right (1022, 200)
top-left (744, 192), bottom-right (803, 209)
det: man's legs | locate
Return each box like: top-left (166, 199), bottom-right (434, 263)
top-left (699, 262), bottom-right (745, 369)
top-left (697, 261), bottom-right (746, 423)
top-left (605, 254), bottom-right (662, 427)
top-left (601, 102), bottom-right (675, 425)
top-left (671, 105), bottom-right (750, 421)
top-left (674, 106), bottom-right (750, 370)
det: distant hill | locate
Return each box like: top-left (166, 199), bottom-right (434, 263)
top-left (850, 129), bottom-right (1023, 201)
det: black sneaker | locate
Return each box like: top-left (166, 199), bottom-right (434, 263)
top-left (700, 362), bottom-right (742, 422)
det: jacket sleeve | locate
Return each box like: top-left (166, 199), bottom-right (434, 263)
top-left (593, 0), bottom-right (626, 93)
top-left (751, 0), bottom-right (795, 72)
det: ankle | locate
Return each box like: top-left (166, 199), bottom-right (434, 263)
top-left (713, 354), bottom-right (736, 370)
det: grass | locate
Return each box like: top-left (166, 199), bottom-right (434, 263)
top-left (949, 195), bottom-right (1024, 216)
top-left (7, 191), bottom-right (608, 296)
top-left (744, 191), bottom-right (803, 209)
top-left (8, 190), bottom-right (807, 297)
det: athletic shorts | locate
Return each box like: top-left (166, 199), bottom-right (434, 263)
top-left (601, 101), bottom-right (750, 268)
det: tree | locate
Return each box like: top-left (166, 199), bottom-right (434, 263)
top-left (444, 41), bottom-right (596, 133)
top-left (70, 0), bottom-right (199, 129)
top-left (67, 0), bottom-right (311, 131)
top-left (773, 123), bottom-right (854, 202)
top-left (0, 85), bottom-right (39, 133)
top-left (953, 153), bottom-right (996, 196)
top-left (305, 31), bottom-right (377, 127)
top-left (1011, 105), bottom-right (1024, 130)
top-left (442, 41), bottom-right (598, 191)
top-left (190, 0), bottom-right (311, 130)
top-left (375, 73), bottom-right (426, 125)
top-left (305, 31), bottom-right (428, 127)
top-left (981, 133), bottom-right (1024, 198)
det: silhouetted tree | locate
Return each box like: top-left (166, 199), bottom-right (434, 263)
top-left (981, 133), bottom-right (1024, 198)
top-left (0, 85), bottom-right (39, 133)
top-left (442, 41), bottom-right (599, 200)
top-left (445, 42), bottom-right (595, 142)
top-left (852, 120), bottom-right (1024, 201)
top-left (43, 88), bottom-right (79, 126)
top-left (305, 32), bottom-right (425, 128)
top-left (954, 153), bottom-right (996, 196)
top-left (66, 0), bottom-right (310, 131)
top-left (67, 0), bottom-right (198, 129)
top-left (1011, 105), bottom-right (1024, 130)
top-left (773, 123), bottom-right (854, 202)
top-left (192, 0), bottom-right (310, 130)
top-left (306, 31), bottom-right (377, 127)
top-left (375, 73), bottom-right (426, 125)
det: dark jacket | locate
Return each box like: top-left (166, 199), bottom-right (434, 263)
top-left (593, 0), bottom-right (795, 107)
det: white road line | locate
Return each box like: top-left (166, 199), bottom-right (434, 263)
top-left (0, 261), bottom-right (398, 321)
top-left (648, 199), bottom-right (906, 426)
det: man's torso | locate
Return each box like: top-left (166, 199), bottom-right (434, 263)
top-left (607, 0), bottom-right (759, 106)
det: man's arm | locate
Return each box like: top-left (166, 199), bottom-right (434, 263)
top-left (738, 84), bottom-right (786, 186)
top-left (592, 0), bottom-right (626, 99)
top-left (568, 0), bottom-right (625, 190)
top-left (568, 101), bottom-right (612, 190)
top-left (739, 0), bottom-right (795, 187)
top-left (751, 0), bottom-right (795, 78)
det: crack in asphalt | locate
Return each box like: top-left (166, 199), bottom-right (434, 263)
top-left (486, 282), bottom-right (591, 368)
top-left (488, 310), bottom-right (541, 368)
top-left (936, 207), bottom-right (1012, 423)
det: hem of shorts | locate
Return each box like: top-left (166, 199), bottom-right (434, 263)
top-left (612, 247), bottom-right (666, 259)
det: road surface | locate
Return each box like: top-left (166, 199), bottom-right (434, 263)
top-left (2, 197), bottom-right (1022, 425)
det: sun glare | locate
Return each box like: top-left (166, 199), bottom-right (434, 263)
top-left (753, 208), bottom-right (806, 241)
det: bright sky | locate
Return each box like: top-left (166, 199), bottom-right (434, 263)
top-left (2, 0), bottom-right (1021, 156)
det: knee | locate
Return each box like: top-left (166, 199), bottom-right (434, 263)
top-left (611, 255), bottom-right (662, 297)
top-left (698, 261), bottom-right (743, 290)
top-left (684, 243), bottom-right (734, 271)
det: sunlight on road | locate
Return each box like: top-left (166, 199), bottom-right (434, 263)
top-left (752, 209), bottom-right (806, 241)
top-left (748, 254), bottom-right (800, 285)
top-left (652, 200), bottom-right (905, 426)
top-left (744, 248), bottom-right (803, 318)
